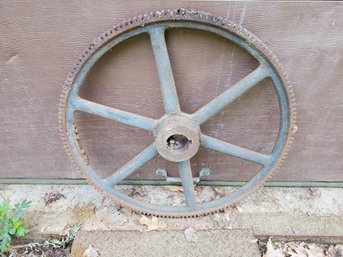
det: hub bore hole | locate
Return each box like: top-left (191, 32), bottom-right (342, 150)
top-left (167, 134), bottom-right (191, 151)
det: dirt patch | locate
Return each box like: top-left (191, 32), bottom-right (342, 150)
top-left (44, 192), bottom-right (65, 206)
top-left (69, 241), bottom-right (86, 257)
top-left (71, 205), bottom-right (96, 223)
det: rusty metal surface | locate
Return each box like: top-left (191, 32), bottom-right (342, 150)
top-left (59, 9), bottom-right (296, 217)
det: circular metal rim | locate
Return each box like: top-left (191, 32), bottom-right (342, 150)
top-left (59, 8), bottom-right (297, 218)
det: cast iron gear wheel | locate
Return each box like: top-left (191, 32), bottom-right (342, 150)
top-left (59, 8), bottom-right (297, 218)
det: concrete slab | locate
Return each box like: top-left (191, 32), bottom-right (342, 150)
top-left (71, 230), bottom-right (260, 257)
top-left (0, 185), bottom-right (342, 238)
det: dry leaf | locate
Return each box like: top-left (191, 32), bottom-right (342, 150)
top-left (83, 244), bottom-right (100, 257)
top-left (307, 244), bottom-right (325, 257)
top-left (327, 245), bottom-right (343, 257)
top-left (213, 187), bottom-right (226, 196)
top-left (309, 188), bottom-right (321, 197)
top-left (294, 243), bottom-right (313, 257)
top-left (263, 239), bottom-right (284, 257)
top-left (184, 227), bottom-right (199, 243)
top-left (162, 186), bottom-right (183, 192)
top-left (250, 239), bottom-right (258, 244)
top-left (139, 215), bottom-right (167, 231)
top-left (287, 242), bottom-right (299, 251)
top-left (236, 206), bottom-right (243, 213)
top-left (286, 242), bottom-right (325, 257)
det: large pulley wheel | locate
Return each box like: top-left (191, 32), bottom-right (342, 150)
top-left (59, 9), bottom-right (297, 218)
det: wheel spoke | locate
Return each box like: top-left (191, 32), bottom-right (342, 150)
top-left (149, 26), bottom-right (180, 114)
top-left (178, 160), bottom-right (197, 208)
top-left (192, 65), bottom-right (270, 124)
top-left (73, 98), bottom-right (155, 131)
top-left (105, 144), bottom-right (158, 186)
top-left (201, 134), bottom-right (271, 166)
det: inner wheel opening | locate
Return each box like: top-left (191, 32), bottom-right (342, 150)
top-left (167, 134), bottom-right (192, 151)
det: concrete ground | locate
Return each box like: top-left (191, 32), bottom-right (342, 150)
top-left (1, 184), bottom-right (342, 256)
top-left (72, 230), bottom-right (260, 257)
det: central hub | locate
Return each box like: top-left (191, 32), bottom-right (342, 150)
top-left (155, 115), bottom-right (201, 162)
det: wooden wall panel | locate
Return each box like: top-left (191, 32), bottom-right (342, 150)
top-left (0, 1), bottom-right (342, 181)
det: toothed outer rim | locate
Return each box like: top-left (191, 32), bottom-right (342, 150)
top-left (59, 8), bottom-right (297, 218)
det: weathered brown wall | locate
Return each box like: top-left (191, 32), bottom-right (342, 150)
top-left (1, 1), bottom-right (342, 181)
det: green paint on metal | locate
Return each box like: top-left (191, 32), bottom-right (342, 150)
top-left (0, 179), bottom-right (342, 188)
